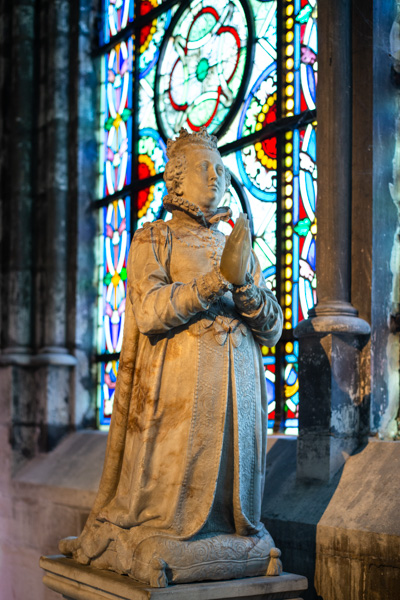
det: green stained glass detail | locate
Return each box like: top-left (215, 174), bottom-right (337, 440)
top-left (296, 4), bottom-right (312, 24)
top-left (196, 58), bottom-right (209, 82)
top-left (294, 217), bottom-right (311, 237)
top-left (121, 108), bottom-right (132, 122)
top-left (105, 116), bottom-right (114, 131)
top-left (120, 267), bottom-right (127, 281)
top-left (104, 272), bottom-right (112, 286)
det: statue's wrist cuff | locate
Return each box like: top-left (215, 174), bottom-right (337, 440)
top-left (232, 272), bottom-right (254, 293)
top-left (196, 268), bottom-right (233, 306)
top-left (232, 273), bottom-right (262, 312)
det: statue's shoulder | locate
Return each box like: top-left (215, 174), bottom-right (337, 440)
top-left (134, 219), bottom-right (170, 238)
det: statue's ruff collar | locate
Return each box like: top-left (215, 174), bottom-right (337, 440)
top-left (163, 194), bottom-right (232, 228)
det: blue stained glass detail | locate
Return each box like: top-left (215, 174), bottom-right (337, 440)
top-left (103, 0), bottom-right (134, 45)
top-left (293, 232), bottom-right (300, 281)
top-left (307, 127), bottom-right (317, 160)
top-left (237, 63), bottom-right (277, 139)
top-left (264, 265), bottom-right (276, 280)
top-left (307, 238), bottom-right (316, 270)
top-left (292, 282), bottom-right (299, 327)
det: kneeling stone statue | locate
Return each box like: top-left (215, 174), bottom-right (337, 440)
top-left (60, 128), bottom-right (283, 587)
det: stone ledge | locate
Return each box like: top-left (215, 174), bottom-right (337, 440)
top-left (40, 555), bottom-right (308, 600)
top-left (12, 431), bottom-right (106, 508)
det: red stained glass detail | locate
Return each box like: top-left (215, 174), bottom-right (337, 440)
top-left (139, 0), bottom-right (154, 16)
top-left (264, 102), bottom-right (277, 125)
top-left (140, 24), bottom-right (152, 45)
top-left (261, 136), bottom-right (277, 160)
top-left (138, 189), bottom-right (149, 209)
top-left (138, 161), bottom-right (152, 179)
top-left (298, 201), bottom-right (307, 221)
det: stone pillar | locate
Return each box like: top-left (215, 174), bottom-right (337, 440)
top-left (33, 0), bottom-right (77, 451)
top-left (1, 0), bottom-right (35, 361)
top-left (294, 0), bottom-right (370, 482)
top-left (0, 0), bottom-right (39, 471)
top-left (35, 0), bottom-right (75, 367)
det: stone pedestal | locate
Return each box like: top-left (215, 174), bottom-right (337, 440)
top-left (40, 555), bottom-right (308, 600)
top-left (295, 316), bottom-right (370, 482)
top-left (293, 0), bottom-right (371, 482)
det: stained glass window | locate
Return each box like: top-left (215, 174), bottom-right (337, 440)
top-left (96, 0), bottom-right (318, 432)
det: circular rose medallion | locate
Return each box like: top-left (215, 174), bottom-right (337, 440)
top-left (155, 0), bottom-right (252, 140)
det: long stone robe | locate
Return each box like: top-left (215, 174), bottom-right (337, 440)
top-left (61, 200), bottom-right (283, 577)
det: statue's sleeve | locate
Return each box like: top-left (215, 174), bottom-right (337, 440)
top-left (232, 250), bottom-right (283, 347)
top-left (128, 222), bottom-right (231, 335)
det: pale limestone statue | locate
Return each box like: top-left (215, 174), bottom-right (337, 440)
top-left (60, 128), bottom-right (283, 587)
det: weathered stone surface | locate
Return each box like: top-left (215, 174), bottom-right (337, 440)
top-left (262, 439), bottom-right (400, 600)
top-left (261, 438), bottom-right (341, 600)
top-left (14, 431), bottom-right (106, 499)
top-left (294, 0), bottom-right (371, 483)
top-left (295, 329), bottom-right (370, 482)
top-left (0, 0), bottom-right (97, 471)
top-left (371, 0), bottom-right (400, 436)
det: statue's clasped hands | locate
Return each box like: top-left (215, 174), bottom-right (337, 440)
top-left (220, 213), bottom-right (252, 286)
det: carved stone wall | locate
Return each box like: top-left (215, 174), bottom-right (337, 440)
top-left (0, 0), bottom-right (98, 597)
top-left (0, 0), bottom-right (97, 471)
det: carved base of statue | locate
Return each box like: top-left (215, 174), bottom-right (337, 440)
top-left (41, 555), bottom-right (307, 600)
top-left (61, 524), bottom-right (281, 588)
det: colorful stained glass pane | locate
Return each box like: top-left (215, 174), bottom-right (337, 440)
top-left (97, 199), bottom-right (131, 355)
top-left (283, 341), bottom-right (299, 434)
top-left (138, 0), bottom-right (169, 15)
top-left (97, 0), bottom-right (317, 433)
top-left (155, 0), bottom-right (251, 139)
top-left (98, 360), bottom-right (119, 428)
top-left (103, 0), bottom-right (134, 45)
top-left (137, 180), bottom-right (168, 227)
top-left (279, 123), bottom-right (316, 432)
top-left (98, 40), bottom-right (133, 199)
top-left (261, 347), bottom-right (276, 433)
top-left (138, 9), bottom-right (176, 183)
top-left (138, 131), bottom-right (168, 179)
top-left (219, 0), bottom-right (277, 146)
top-left (282, 123), bottom-right (317, 332)
top-left (284, 0), bottom-right (317, 117)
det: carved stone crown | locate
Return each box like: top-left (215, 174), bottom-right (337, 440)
top-left (166, 127), bottom-right (219, 159)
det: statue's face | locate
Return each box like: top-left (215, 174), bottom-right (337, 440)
top-left (180, 146), bottom-right (226, 212)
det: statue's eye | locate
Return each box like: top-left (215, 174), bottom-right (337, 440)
top-left (216, 165), bottom-right (224, 175)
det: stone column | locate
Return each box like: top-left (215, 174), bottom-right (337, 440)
top-left (0, 0), bottom-right (39, 471)
top-left (32, 0), bottom-right (76, 452)
top-left (294, 0), bottom-right (370, 482)
top-left (1, 0), bottom-right (35, 362)
top-left (34, 0), bottom-right (76, 367)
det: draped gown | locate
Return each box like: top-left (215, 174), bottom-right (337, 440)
top-left (60, 197), bottom-right (283, 584)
